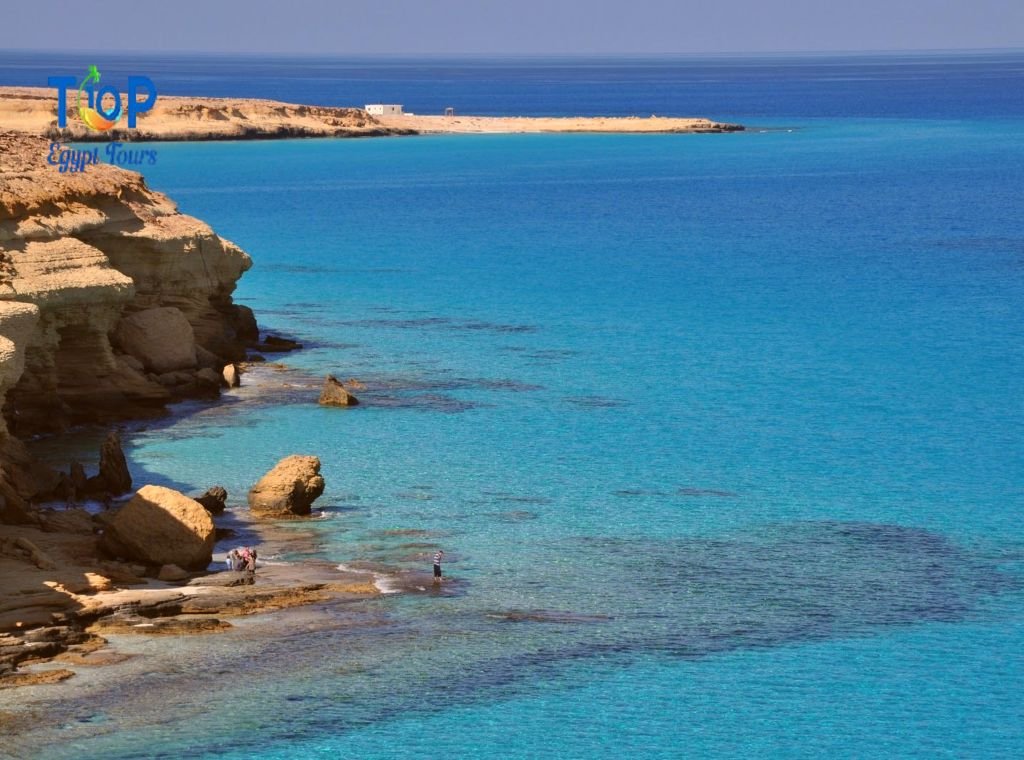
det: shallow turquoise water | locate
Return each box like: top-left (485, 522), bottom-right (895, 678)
top-left (8, 106), bottom-right (1024, 755)
top-left (33, 117), bottom-right (1014, 758)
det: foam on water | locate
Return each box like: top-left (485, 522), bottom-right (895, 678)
top-left (336, 562), bottom-right (402, 595)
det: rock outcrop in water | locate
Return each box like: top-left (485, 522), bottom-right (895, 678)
top-left (248, 455), bottom-right (326, 517)
top-left (319, 374), bottom-right (359, 406)
top-left (0, 131), bottom-right (256, 505)
top-left (85, 430), bottom-right (132, 496)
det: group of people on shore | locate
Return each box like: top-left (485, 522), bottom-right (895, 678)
top-left (226, 546), bottom-right (258, 574)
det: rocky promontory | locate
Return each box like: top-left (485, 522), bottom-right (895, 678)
top-left (0, 86), bottom-right (743, 141)
top-left (0, 131), bottom-right (252, 448)
top-left (0, 87), bottom-right (414, 142)
top-left (0, 132), bottom-right (389, 689)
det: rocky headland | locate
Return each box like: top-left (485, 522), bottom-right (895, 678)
top-left (0, 87), bottom-right (412, 141)
top-left (0, 131), bottom-right (378, 689)
top-left (0, 86), bottom-right (743, 141)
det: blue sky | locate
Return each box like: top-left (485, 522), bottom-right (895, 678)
top-left (6, 0), bottom-right (1023, 54)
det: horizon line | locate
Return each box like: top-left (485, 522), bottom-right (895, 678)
top-left (2, 45), bottom-right (1023, 59)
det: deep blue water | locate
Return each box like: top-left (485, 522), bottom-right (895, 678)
top-left (3, 49), bottom-right (1024, 120)
top-left (3, 53), bottom-right (1024, 758)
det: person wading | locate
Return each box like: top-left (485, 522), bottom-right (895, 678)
top-left (433, 550), bottom-right (444, 584)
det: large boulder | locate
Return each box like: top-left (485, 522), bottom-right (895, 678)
top-left (99, 485), bottom-right (215, 570)
top-left (113, 307), bottom-right (198, 373)
top-left (319, 374), bottom-right (359, 407)
top-left (248, 455), bottom-right (325, 517)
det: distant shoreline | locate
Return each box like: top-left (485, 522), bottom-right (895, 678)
top-left (0, 86), bottom-right (743, 141)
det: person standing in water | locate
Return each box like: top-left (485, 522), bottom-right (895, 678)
top-left (433, 550), bottom-right (444, 584)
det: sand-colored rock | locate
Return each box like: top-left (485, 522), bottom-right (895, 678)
top-left (0, 132), bottom-right (255, 439)
top-left (13, 536), bottom-right (57, 570)
top-left (99, 485), bottom-right (215, 570)
top-left (319, 374), bottom-right (359, 407)
top-left (0, 302), bottom-right (40, 438)
top-left (0, 87), bottom-right (405, 141)
top-left (0, 517), bottom-right (381, 686)
top-left (248, 455), bottom-right (326, 517)
top-left (157, 564), bottom-right (190, 582)
top-left (222, 363), bottom-right (240, 388)
top-left (113, 307), bottom-right (197, 373)
top-left (40, 508), bottom-right (94, 535)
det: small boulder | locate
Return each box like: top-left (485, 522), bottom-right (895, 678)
top-left (157, 564), bottom-right (190, 582)
top-left (113, 307), bottom-right (198, 373)
top-left (319, 374), bottom-right (359, 407)
top-left (222, 363), bottom-right (240, 388)
top-left (195, 485), bottom-right (228, 515)
top-left (248, 455), bottom-right (325, 517)
top-left (99, 485), bottom-right (215, 570)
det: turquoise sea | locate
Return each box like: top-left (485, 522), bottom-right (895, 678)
top-left (4, 53), bottom-right (1024, 757)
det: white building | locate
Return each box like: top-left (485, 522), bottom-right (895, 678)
top-left (365, 104), bottom-right (403, 116)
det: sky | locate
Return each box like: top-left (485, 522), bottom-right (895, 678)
top-left (5, 0), bottom-right (1023, 55)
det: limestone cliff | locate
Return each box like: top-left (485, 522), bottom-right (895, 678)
top-left (0, 131), bottom-right (254, 505)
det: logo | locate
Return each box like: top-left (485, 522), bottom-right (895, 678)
top-left (48, 66), bottom-right (157, 131)
top-left (46, 66), bottom-right (160, 173)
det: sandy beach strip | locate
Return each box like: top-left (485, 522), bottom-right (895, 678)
top-left (0, 86), bottom-right (742, 141)
top-left (375, 113), bottom-right (743, 134)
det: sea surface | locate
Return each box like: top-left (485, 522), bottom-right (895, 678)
top-left (3, 52), bottom-right (1024, 758)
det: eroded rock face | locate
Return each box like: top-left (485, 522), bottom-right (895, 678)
top-left (99, 485), bottom-right (215, 570)
top-left (113, 307), bottom-right (197, 373)
top-left (319, 374), bottom-right (359, 407)
top-left (0, 131), bottom-right (254, 439)
top-left (248, 455), bottom-right (325, 517)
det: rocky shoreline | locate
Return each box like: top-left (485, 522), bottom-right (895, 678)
top-left (0, 130), bottom-right (381, 689)
top-left (0, 86), bottom-right (743, 141)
